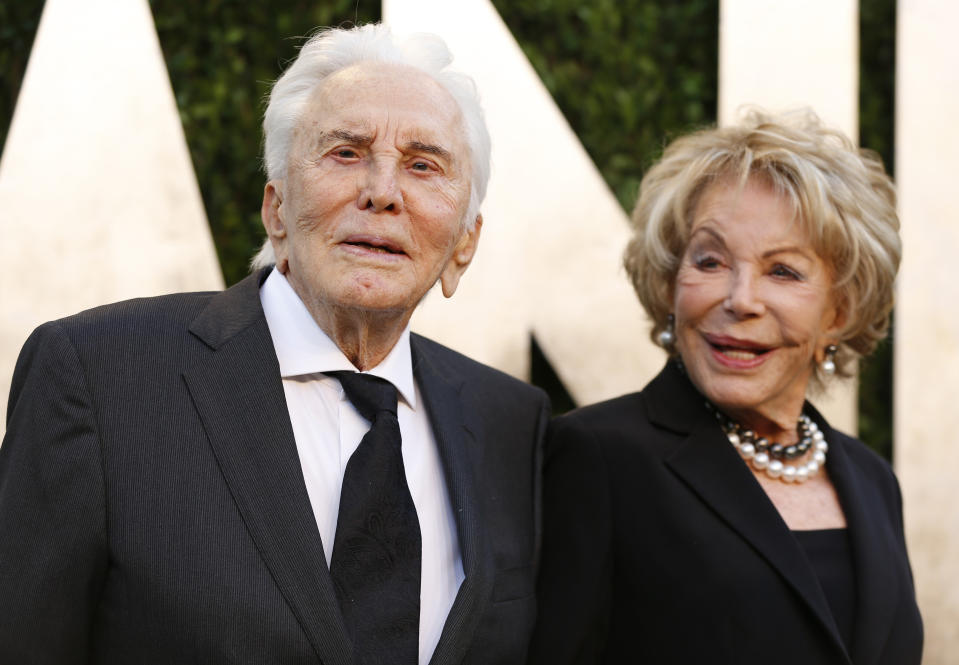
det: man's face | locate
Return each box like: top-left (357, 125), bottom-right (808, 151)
top-left (262, 62), bottom-right (480, 329)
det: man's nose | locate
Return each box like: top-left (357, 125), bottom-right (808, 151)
top-left (358, 161), bottom-right (403, 213)
top-left (723, 269), bottom-right (766, 318)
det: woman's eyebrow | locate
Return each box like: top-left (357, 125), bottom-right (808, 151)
top-left (762, 245), bottom-right (813, 260)
top-left (689, 225), bottom-right (726, 246)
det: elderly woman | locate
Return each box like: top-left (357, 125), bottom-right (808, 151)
top-left (528, 112), bottom-right (922, 665)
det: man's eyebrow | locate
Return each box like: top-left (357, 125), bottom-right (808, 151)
top-left (406, 140), bottom-right (453, 163)
top-left (318, 129), bottom-right (373, 147)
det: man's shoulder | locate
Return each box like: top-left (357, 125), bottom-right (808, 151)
top-left (43, 270), bottom-right (265, 342)
top-left (10, 290), bottom-right (230, 405)
top-left (17, 290), bottom-right (238, 369)
top-left (410, 333), bottom-right (546, 402)
top-left (52, 290), bottom-right (220, 336)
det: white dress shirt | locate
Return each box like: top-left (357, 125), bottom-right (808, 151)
top-left (259, 269), bottom-right (464, 664)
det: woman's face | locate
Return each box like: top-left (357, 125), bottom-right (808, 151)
top-left (672, 177), bottom-right (842, 431)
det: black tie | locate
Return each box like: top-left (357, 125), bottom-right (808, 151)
top-left (327, 372), bottom-right (421, 665)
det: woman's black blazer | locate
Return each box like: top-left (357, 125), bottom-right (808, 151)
top-left (529, 362), bottom-right (922, 665)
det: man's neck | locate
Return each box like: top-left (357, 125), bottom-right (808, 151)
top-left (275, 268), bottom-right (412, 371)
top-left (314, 306), bottom-right (411, 371)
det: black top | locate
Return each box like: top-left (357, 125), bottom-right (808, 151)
top-left (793, 528), bottom-right (857, 652)
top-left (529, 362), bottom-right (923, 665)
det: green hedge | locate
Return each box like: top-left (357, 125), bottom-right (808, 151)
top-left (150, 0), bottom-right (380, 286)
top-left (0, 0), bottom-right (895, 457)
top-left (492, 0), bottom-right (718, 212)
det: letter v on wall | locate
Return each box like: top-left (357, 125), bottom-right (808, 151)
top-left (0, 0), bottom-right (224, 433)
top-left (386, 0), bottom-right (665, 407)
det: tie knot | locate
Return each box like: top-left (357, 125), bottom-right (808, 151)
top-left (328, 371), bottom-right (398, 423)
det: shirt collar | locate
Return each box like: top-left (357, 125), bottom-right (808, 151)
top-left (259, 268), bottom-right (417, 409)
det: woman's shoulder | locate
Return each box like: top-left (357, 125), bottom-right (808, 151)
top-left (807, 411), bottom-right (904, 522)
top-left (544, 392), bottom-right (664, 498)
top-left (547, 389), bottom-right (683, 470)
top-left (549, 390), bottom-right (658, 450)
top-left (553, 391), bottom-right (646, 426)
top-left (808, 405), bottom-right (899, 487)
top-left (834, 428), bottom-right (892, 466)
top-left (836, 429), bottom-right (903, 497)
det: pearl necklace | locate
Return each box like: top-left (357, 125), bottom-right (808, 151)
top-left (707, 404), bottom-right (829, 484)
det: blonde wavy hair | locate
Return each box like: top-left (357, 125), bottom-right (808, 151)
top-left (623, 109), bottom-right (900, 382)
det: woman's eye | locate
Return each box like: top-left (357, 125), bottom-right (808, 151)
top-left (694, 255), bottom-right (722, 270)
top-left (771, 264), bottom-right (802, 280)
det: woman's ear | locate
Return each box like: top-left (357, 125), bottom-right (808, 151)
top-left (825, 291), bottom-right (849, 340)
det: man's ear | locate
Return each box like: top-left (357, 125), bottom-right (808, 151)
top-left (261, 180), bottom-right (289, 272)
top-left (440, 215), bottom-right (483, 298)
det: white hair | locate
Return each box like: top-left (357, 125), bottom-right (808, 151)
top-left (251, 23), bottom-right (491, 269)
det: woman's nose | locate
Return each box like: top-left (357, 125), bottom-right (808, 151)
top-left (723, 269), bottom-right (766, 317)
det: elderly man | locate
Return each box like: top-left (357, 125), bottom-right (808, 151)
top-left (0, 24), bottom-right (548, 665)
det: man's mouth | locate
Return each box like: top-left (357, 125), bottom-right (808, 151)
top-left (342, 236), bottom-right (405, 255)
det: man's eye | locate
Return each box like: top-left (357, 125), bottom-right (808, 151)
top-left (411, 161), bottom-right (432, 172)
top-left (334, 149), bottom-right (358, 159)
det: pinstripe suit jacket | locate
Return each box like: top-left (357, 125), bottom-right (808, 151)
top-left (0, 269), bottom-right (549, 665)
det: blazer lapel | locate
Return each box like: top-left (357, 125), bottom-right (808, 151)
top-left (183, 271), bottom-right (352, 665)
top-left (411, 336), bottom-right (493, 665)
top-left (651, 364), bottom-right (849, 661)
top-left (819, 415), bottom-right (900, 665)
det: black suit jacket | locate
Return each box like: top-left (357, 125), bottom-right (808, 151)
top-left (0, 270), bottom-right (549, 665)
top-left (529, 362), bottom-right (921, 665)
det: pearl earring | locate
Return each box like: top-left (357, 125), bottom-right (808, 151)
top-left (821, 344), bottom-right (838, 375)
top-left (658, 315), bottom-right (676, 348)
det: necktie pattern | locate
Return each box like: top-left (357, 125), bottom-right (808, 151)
top-left (327, 371), bottom-right (421, 665)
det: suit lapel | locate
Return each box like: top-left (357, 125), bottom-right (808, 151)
top-left (411, 336), bottom-right (493, 665)
top-left (820, 416), bottom-right (900, 665)
top-left (650, 364), bottom-right (849, 661)
top-left (183, 271), bottom-right (351, 665)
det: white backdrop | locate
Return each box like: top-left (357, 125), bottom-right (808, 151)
top-left (2, 0), bottom-right (956, 660)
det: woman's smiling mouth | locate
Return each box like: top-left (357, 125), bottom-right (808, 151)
top-left (704, 334), bottom-right (773, 366)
